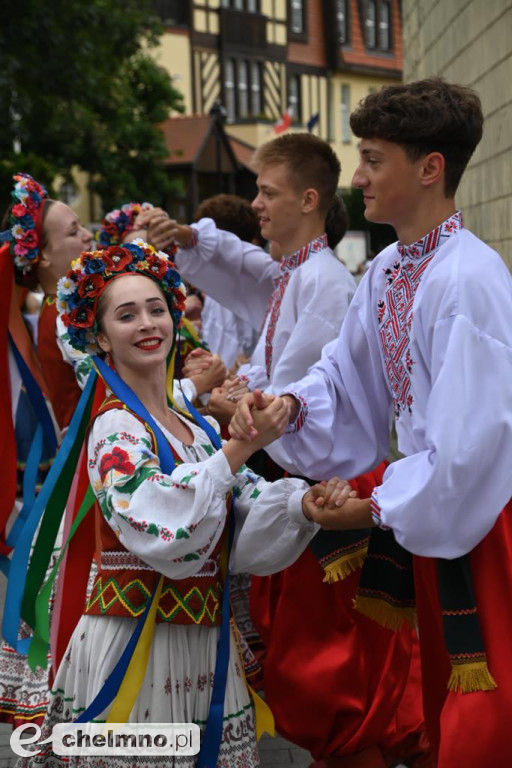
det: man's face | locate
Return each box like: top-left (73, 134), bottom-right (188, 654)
top-left (352, 138), bottom-right (423, 230)
top-left (252, 163), bottom-right (305, 251)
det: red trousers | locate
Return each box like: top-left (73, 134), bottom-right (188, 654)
top-left (252, 468), bottom-right (430, 766)
top-left (414, 500), bottom-right (512, 768)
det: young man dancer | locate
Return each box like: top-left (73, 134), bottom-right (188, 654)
top-left (231, 78), bottom-right (512, 768)
top-left (164, 133), bottom-right (428, 767)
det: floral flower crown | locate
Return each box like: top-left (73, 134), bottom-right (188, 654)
top-left (57, 240), bottom-right (187, 355)
top-left (97, 202), bottom-right (154, 248)
top-left (0, 172), bottom-right (49, 275)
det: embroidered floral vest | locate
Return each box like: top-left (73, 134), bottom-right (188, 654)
top-left (85, 397), bottom-right (226, 626)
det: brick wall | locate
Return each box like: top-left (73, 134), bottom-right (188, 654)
top-left (403, 0), bottom-right (512, 269)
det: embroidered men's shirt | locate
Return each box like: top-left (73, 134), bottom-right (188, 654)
top-left (279, 216), bottom-right (512, 558)
top-left (264, 234), bottom-right (328, 377)
top-left (176, 218), bottom-right (356, 395)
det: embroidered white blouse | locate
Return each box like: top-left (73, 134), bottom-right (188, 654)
top-left (175, 218), bottom-right (357, 395)
top-left (88, 407), bottom-right (319, 580)
top-left (279, 214), bottom-right (512, 558)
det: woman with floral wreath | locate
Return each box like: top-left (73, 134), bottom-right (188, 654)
top-left (17, 240), bottom-right (353, 767)
top-left (0, 173), bottom-right (93, 729)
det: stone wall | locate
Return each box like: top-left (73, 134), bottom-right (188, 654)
top-left (403, 0), bottom-right (512, 268)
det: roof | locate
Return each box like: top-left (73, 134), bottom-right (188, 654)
top-left (160, 115), bottom-right (213, 165)
top-left (227, 134), bottom-right (256, 170)
top-left (159, 115), bottom-right (256, 172)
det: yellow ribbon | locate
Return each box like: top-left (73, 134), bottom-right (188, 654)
top-left (106, 575), bottom-right (164, 724)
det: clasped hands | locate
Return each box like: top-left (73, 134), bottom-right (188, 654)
top-left (229, 390), bottom-right (373, 530)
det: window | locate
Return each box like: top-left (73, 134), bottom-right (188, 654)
top-left (225, 59), bottom-right (236, 122)
top-left (151, 0), bottom-right (190, 26)
top-left (251, 61), bottom-right (263, 115)
top-left (364, 0), bottom-right (376, 49)
top-left (221, 0), bottom-right (259, 9)
top-left (290, 0), bottom-right (304, 34)
top-left (238, 60), bottom-right (249, 117)
top-left (341, 84), bottom-right (351, 143)
top-left (378, 0), bottom-right (390, 50)
top-left (288, 75), bottom-right (302, 123)
top-left (336, 0), bottom-right (349, 45)
top-left (225, 58), bottom-right (264, 121)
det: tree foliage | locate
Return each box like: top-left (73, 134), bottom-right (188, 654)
top-left (0, 0), bottom-right (184, 216)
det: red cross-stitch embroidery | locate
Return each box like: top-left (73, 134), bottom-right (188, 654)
top-left (378, 211), bottom-right (462, 418)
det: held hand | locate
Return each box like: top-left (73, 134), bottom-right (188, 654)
top-left (182, 348), bottom-right (214, 378)
top-left (228, 390), bottom-right (273, 441)
top-left (190, 355), bottom-right (228, 396)
top-left (302, 478), bottom-right (357, 520)
top-left (301, 496), bottom-right (375, 530)
top-left (205, 379), bottom-right (250, 425)
top-left (132, 208), bottom-right (176, 252)
top-left (229, 391), bottom-right (299, 441)
top-left (249, 394), bottom-right (290, 449)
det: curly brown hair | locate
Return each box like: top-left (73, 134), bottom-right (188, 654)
top-left (193, 194), bottom-right (263, 244)
top-left (252, 133), bottom-right (341, 215)
top-left (350, 78), bottom-right (483, 197)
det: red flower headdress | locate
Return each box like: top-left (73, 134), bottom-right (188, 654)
top-left (57, 240), bottom-right (186, 355)
top-left (97, 202), bottom-right (154, 248)
top-left (0, 173), bottom-right (49, 276)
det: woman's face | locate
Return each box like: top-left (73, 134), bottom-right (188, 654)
top-left (42, 201), bottom-right (93, 278)
top-left (96, 274), bottom-right (174, 375)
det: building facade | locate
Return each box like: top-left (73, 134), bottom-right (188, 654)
top-left (402, 0), bottom-right (512, 269)
top-left (152, 0), bottom-right (403, 190)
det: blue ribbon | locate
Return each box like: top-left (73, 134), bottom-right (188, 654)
top-left (196, 507), bottom-right (234, 768)
top-left (5, 424), bottom-right (43, 551)
top-left (74, 579), bottom-right (160, 724)
top-left (89, 360), bottom-right (232, 766)
top-left (92, 357), bottom-right (176, 475)
top-left (9, 335), bottom-right (58, 457)
top-left (1, 371), bottom-right (96, 652)
top-left (179, 384), bottom-right (233, 767)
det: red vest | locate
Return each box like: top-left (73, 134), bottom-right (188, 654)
top-left (85, 397), bottom-right (226, 627)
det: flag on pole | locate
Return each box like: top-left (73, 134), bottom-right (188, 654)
top-left (307, 112), bottom-right (320, 132)
top-left (273, 111), bottom-right (292, 134)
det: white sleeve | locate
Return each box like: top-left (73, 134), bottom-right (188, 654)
top-left (279, 297), bottom-right (393, 481)
top-left (175, 218), bottom-right (279, 330)
top-left (373, 314), bottom-right (512, 557)
top-left (229, 469), bottom-right (318, 575)
top-left (88, 409), bottom-right (236, 579)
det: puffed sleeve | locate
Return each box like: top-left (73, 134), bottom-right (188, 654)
top-left (372, 314), bottom-right (512, 557)
top-left (229, 469), bottom-right (319, 575)
top-left (278, 290), bottom-right (393, 480)
top-left (175, 218), bottom-right (279, 331)
top-left (88, 409), bottom-right (237, 579)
